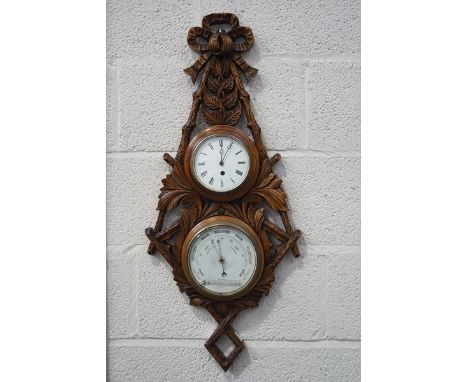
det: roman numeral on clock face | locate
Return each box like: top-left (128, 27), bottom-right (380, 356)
top-left (208, 143), bottom-right (214, 150)
top-left (238, 161), bottom-right (245, 164)
top-left (198, 162), bottom-right (205, 166)
top-left (201, 170), bottom-right (207, 177)
top-left (209, 177), bottom-right (214, 185)
top-left (235, 170), bottom-right (243, 176)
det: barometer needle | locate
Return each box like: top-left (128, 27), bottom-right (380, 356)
top-left (214, 239), bottom-right (227, 277)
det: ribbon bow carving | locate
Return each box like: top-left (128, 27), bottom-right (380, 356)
top-left (184, 13), bottom-right (258, 83)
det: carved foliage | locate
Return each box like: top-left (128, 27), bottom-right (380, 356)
top-left (158, 161), bottom-right (202, 215)
top-left (202, 57), bottom-right (241, 126)
top-left (244, 159), bottom-right (289, 212)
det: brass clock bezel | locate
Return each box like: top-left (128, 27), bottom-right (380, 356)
top-left (181, 215), bottom-right (265, 301)
top-left (184, 125), bottom-right (260, 202)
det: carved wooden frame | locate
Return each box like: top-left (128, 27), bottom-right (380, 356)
top-left (145, 13), bottom-right (302, 371)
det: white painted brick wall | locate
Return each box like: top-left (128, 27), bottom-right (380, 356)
top-left (107, 0), bottom-right (360, 380)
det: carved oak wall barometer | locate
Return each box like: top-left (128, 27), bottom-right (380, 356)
top-left (145, 13), bottom-right (301, 371)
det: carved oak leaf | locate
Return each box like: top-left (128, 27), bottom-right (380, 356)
top-left (221, 58), bottom-right (230, 76)
top-left (223, 102), bottom-right (242, 125)
top-left (220, 77), bottom-right (234, 92)
top-left (247, 159), bottom-right (288, 212)
top-left (158, 161), bottom-right (202, 215)
top-left (211, 58), bottom-right (222, 77)
top-left (202, 106), bottom-right (223, 125)
top-left (204, 93), bottom-right (221, 110)
top-left (208, 76), bottom-right (221, 93)
top-left (222, 88), bottom-right (238, 109)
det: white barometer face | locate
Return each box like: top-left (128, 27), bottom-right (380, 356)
top-left (192, 134), bottom-right (250, 192)
top-left (182, 217), bottom-right (264, 299)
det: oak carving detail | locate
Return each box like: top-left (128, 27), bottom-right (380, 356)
top-left (145, 13), bottom-right (301, 372)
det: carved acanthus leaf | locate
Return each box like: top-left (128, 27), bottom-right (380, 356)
top-left (247, 159), bottom-right (288, 212)
top-left (158, 161), bottom-right (202, 215)
top-left (225, 203), bottom-right (273, 257)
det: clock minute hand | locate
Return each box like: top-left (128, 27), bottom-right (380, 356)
top-left (219, 147), bottom-right (224, 166)
top-left (222, 141), bottom-right (233, 163)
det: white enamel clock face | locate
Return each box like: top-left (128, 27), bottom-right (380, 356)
top-left (192, 135), bottom-right (250, 192)
top-left (187, 224), bottom-right (258, 296)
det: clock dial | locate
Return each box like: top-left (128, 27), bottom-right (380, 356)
top-left (192, 134), bottom-right (250, 193)
top-left (182, 217), bottom-right (264, 299)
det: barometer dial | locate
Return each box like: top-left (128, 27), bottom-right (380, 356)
top-left (181, 216), bottom-right (264, 300)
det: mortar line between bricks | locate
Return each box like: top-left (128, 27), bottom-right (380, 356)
top-left (108, 338), bottom-right (360, 349)
top-left (318, 255), bottom-right (328, 339)
top-left (107, 63), bottom-right (119, 151)
top-left (115, 64), bottom-right (121, 150)
top-left (106, 54), bottom-right (360, 66)
top-left (263, 53), bottom-right (360, 63)
top-left (106, 149), bottom-right (360, 159)
top-left (107, 244), bottom-right (360, 257)
top-left (304, 65), bottom-right (310, 149)
top-left (126, 250), bottom-right (139, 337)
